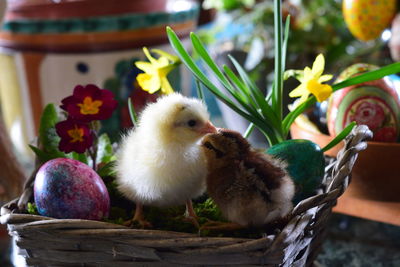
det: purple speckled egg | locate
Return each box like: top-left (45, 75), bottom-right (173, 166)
top-left (34, 158), bottom-right (110, 220)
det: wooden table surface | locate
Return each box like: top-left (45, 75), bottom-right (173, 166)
top-left (333, 191), bottom-right (400, 226)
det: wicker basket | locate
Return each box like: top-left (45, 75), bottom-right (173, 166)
top-left (1, 126), bottom-right (372, 266)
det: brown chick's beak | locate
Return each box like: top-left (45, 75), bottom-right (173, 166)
top-left (198, 121), bottom-right (217, 134)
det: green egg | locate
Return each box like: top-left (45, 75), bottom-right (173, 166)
top-left (266, 139), bottom-right (325, 203)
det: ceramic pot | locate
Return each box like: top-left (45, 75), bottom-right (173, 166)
top-left (0, 0), bottom-right (199, 155)
top-left (291, 122), bottom-right (400, 202)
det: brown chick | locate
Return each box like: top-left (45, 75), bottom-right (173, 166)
top-left (201, 129), bottom-right (295, 229)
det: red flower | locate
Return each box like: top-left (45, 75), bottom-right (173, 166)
top-left (61, 84), bottom-right (118, 122)
top-left (55, 119), bottom-right (93, 153)
top-left (349, 101), bottom-right (385, 130)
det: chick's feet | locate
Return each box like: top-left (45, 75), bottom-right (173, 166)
top-left (184, 199), bottom-right (200, 228)
top-left (183, 214), bottom-right (200, 229)
top-left (124, 202), bottom-right (153, 229)
top-left (123, 218), bottom-right (153, 229)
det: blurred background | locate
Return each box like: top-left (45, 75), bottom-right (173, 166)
top-left (0, 0), bottom-right (399, 266)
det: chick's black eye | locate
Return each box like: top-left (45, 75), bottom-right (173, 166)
top-left (187, 120), bottom-right (197, 127)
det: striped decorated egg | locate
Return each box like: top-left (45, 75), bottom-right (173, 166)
top-left (327, 63), bottom-right (400, 142)
top-left (343, 0), bottom-right (396, 41)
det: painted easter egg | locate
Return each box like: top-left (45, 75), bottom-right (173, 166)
top-left (267, 139), bottom-right (325, 203)
top-left (343, 0), bottom-right (396, 41)
top-left (34, 158), bottom-right (110, 220)
top-left (327, 63), bottom-right (400, 142)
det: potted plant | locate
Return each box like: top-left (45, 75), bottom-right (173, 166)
top-left (197, 0), bottom-right (391, 145)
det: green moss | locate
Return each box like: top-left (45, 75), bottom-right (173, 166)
top-left (102, 175), bottom-right (277, 238)
top-left (194, 198), bottom-right (225, 224)
top-left (27, 202), bottom-right (39, 215)
top-left (145, 206), bottom-right (197, 233)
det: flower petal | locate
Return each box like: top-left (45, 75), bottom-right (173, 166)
top-left (60, 95), bottom-right (76, 112)
top-left (315, 84), bottom-right (332, 102)
top-left (135, 61), bottom-right (155, 74)
top-left (303, 67), bottom-right (313, 81)
top-left (73, 84), bottom-right (99, 99)
top-left (318, 74), bottom-right (333, 83)
top-left (160, 77), bottom-right (174, 95)
top-left (137, 73), bottom-right (161, 93)
top-left (156, 56), bottom-right (170, 68)
top-left (158, 64), bottom-right (176, 77)
top-left (307, 79), bottom-right (333, 102)
top-left (298, 92), bottom-right (310, 104)
top-left (311, 54), bottom-right (325, 77)
top-left (61, 85), bottom-right (117, 122)
top-left (289, 84), bottom-right (308, 98)
top-left (143, 47), bottom-right (157, 65)
top-left (55, 119), bottom-right (93, 153)
top-left (152, 49), bottom-right (180, 62)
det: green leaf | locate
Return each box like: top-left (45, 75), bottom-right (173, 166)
top-left (29, 144), bottom-right (67, 163)
top-left (332, 62), bottom-right (400, 91)
top-left (190, 33), bottom-right (233, 91)
top-left (96, 133), bottom-right (116, 164)
top-left (167, 27), bottom-right (234, 105)
top-left (190, 32), bottom-right (262, 118)
top-left (282, 96), bottom-right (316, 135)
top-left (167, 27), bottom-right (281, 145)
top-left (39, 104), bottom-right (65, 155)
top-left (167, 28), bottom-right (259, 127)
top-left (322, 122), bottom-right (356, 152)
top-left (195, 79), bottom-right (204, 101)
top-left (128, 97), bottom-right (138, 126)
top-left (39, 103), bottom-right (58, 139)
top-left (228, 55), bottom-right (282, 132)
top-left (97, 161), bottom-right (117, 177)
top-left (222, 64), bottom-right (255, 105)
top-left (33, 103), bottom-right (72, 164)
top-left (29, 145), bottom-right (55, 163)
top-left (282, 15), bottom-right (291, 72)
top-left (273, 0), bottom-right (283, 121)
top-left (71, 152), bottom-right (89, 165)
top-left (243, 123), bottom-right (255, 139)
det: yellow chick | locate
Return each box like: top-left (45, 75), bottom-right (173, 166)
top-left (116, 93), bottom-right (216, 227)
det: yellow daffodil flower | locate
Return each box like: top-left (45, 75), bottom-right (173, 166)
top-left (135, 47), bottom-right (180, 95)
top-left (289, 54), bottom-right (333, 104)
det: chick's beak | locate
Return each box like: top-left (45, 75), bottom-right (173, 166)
top-left (198, 121), bottom-right (217, 134)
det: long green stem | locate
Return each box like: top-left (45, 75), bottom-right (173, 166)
top-left (128, 97), bottom-right (138, 126)
top-left (322, 122), bottom-right (356, 152)
top-left (88, 121), bottom-right (99, 171)
top-left (243, 123), bottom-right (255, 138)
top-left (282, 15), bottom-right (291, 73)
top-left (273, 0), bottom-right (283, 122)
top-left (195, 79), bottom-right (204, 101)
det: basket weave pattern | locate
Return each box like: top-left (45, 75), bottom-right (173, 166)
top-left (1, 126), bottom-right (372, 266)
